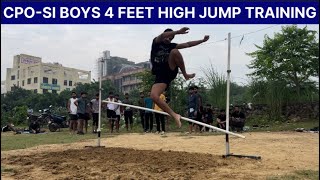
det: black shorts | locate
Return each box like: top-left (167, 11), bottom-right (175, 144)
top-left (154, 63), bottom-right (179, 87)
top-left (124, 111), bottom-right (133, 124)
top-left (196, 111), bottom-right (202, 120)
top-left (69, 114), bottom-right (78, 120)
top-left (107, 109), bottom-right (116, 119)
top-left (77, 113), bottom-right (86, 120)
top-left (84, 113), bottom-right (91, 120)
top-left (196, 111), bottom-right (203, 127)
top-left (92, 113), bottom-right (99, 125)
top-left (230, 118), bottom-right (245, 128)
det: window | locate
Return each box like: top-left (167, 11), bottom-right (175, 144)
top-left (124, 76), bottom-right (130, 82)
top-left (11, 75), bottom-right (15, 80)
top-left (34, 89), bottom-right (38, 93)
top-left (52, 78), bottom-right (58, 84)
top-left (22, 80), bottom-right (24, 86)
top-left (27, 78), bottom-right (31, 84)
top-left (69, 81), bottom-right (72, 86)
top-left (34, 77), bottom-right (38, 83)
top-left (43, 89), bottom-right (48, 93)
top-left (52, 90), bottom-right (57, 94)
top-left (17, 70), bottom-right (19, 79)
top-left (64, 80), bottom-right (67, 86)
top-left (17, 81), bottom-right (20, 87)
top-left (43, 77), bottom-right (48, 83)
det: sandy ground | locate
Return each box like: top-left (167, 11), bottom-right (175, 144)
top-left (1, 131), bottom-right (319, 180)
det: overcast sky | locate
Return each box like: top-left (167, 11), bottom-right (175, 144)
top-left (1, 24), bottom-right (318, 85)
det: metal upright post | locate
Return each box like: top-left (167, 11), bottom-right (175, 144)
top-left (222, 33), bottom-right (261, 160)
top-left (97, 59), bottom-right (103, 147)
top-left (225, 32), bottom-right (231, 156)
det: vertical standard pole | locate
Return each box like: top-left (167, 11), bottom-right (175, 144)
top-left (97, 59), bottom-right (103, 147)
top-left (225, 33), bottom-right (231, 156)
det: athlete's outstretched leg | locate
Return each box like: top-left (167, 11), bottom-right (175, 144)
top-left (150, 83), bottom-right (181, 128)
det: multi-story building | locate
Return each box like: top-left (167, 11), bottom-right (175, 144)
top-left (96, 50), bottom-right (152, 94)
top-left (95, 50), bottom-right (135, 79)
top-left (104, 66), bottom-right (147, 94)
top-left (5, 54), bottom-right (91, 94)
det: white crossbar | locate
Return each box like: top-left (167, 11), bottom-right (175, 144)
top-left (103, 100), bottom-right (245, 139)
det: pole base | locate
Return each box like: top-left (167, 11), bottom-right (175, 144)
top-left (222, 153), bottom-right (261, 160)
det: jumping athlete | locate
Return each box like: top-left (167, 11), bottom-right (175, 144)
top-left (150, 27), bottom-right (210, 128)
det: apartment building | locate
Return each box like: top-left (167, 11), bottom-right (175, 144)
top-left (103, 63), bottom-right (151, 94)
top-left (5, 54), bottom-right (91, 94)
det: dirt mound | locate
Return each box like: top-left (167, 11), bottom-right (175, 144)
top-left (2, 147), bottom-right (257, 180)
top-left (1, 132), bottom-right (319, 180)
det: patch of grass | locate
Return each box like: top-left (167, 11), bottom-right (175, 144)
top-left (267, 170), bottom-right (319, 180)
top-left (246, 120), bottom-right (319, 132)
top-left (177, 119), bottom-right (319, 136)
top-left (1, 166), bottom-right (17, 173)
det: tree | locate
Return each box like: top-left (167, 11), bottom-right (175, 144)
top-left (1, 86), bottom-right (34, 109)
top-left (136, 70), bottom-right (155, 93)
top-left (0, 80), bottom-right (121, 125)
top-left (230, 83), bottom-right (250, 105)
top-left (247, 25), bottom-right (319, 95)
top-left (73, 80), bottom-right (117, 100)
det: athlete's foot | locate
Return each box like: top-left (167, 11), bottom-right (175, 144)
top-left (184, 73), bottom-right (196, 80)
top-left (173, 113), bottom-right (182, 128)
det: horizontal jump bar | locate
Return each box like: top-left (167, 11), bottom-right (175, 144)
top-left (103, 100), bottom-right (245, 139)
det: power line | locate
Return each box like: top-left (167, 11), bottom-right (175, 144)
top-left (200, 25), bottom-right (281, 46)
top-left (232, 25), bottom-right (280, 39)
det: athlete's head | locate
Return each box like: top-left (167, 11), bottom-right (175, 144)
top-left (163, 28), bottom-right (174, 44)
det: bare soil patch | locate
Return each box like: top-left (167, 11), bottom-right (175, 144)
top-left (1, 132), bottom-right (319, 180)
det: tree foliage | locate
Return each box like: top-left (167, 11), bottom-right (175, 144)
top-left (136, 70), bottom-right (155, 93)
top-left (72, 80), bottom-right (116, 100)
top-left (1, 80), bottom-right (118, 126)
top-left (247, 25), bottom-right (319, 95)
